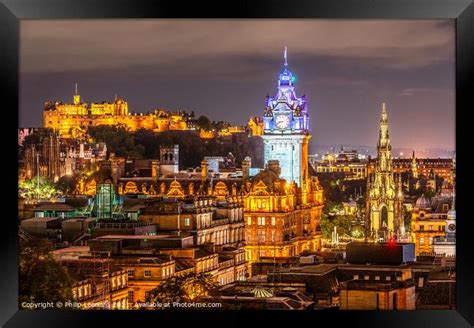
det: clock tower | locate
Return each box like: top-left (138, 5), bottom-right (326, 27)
top-left (262, 48), bottom-right (311, 189)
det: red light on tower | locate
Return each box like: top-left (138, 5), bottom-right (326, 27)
top-left (388, 238), bottom-right (396, 248)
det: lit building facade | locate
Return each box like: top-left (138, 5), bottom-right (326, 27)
top-left (410, 195), bottom-right (453, 256)
top-left (366, 103), bottom-right (404, 241)
top-left (310, 150), bottom-right (368, 180)
top-left (262, 49), bottom-right (310, 188)
top-left (243, 160), bottom-right (324, 263)
top-left (367, 154), bottom-right (454, 185)
top-left (244, 49), bottom-right (324, 264)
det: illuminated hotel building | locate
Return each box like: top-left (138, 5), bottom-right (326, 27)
top-left (243, 161), bottom-right (324, 262)
top-left (244, 49), bottom-right (324, 263)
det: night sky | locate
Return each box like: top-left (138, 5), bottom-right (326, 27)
top-left (20, 20), bottom-right (455, 152)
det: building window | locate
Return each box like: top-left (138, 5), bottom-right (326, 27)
top-left (257, 231), bottom-right (265, 242)
top-left (353, 275), bottom-right (359, 280)
top-left (247, 217), bottom-right (252, 225)
top-left (386, 276), bottom-right (391, 281)
top-left (375, 276), bottom-right (380, 281)
top-left (420, 225), bottom-right (424, 231)
top-left (128, 291), bottom-right (134, 303)
top-left (184, 217), bottom-right (191, 226)
top-left (144, 270), bottom-right (152, 278)
top-left (258, 217), bottom-right (265, 226)
top-left (364, 275), bottom-right (370, 280)
top-left (127, 269), bottom-right (134, 278)
top-left (429, 225), bottom-right (434, 231)
top-left (271, 231), bottom-right (276, 242)
top-left (271, 217), bottom-right (276, 226)
top-left (418, 277), bottom-right (424, 287)
top-left (420, 238), bottom-right (425, 245)
top-left (429, 237), bottom-right (433, 245)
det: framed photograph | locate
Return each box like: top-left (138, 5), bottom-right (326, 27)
top-left (1, 0), bottom-right (473, 327)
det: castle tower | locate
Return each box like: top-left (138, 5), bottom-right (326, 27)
top-left (366, 103), bottom-right (404, 241)
top-left (73, 82), bottom-right (80, 105)
top-left (159, 145), bottom-right (179, 175)
top-left (262, 47), bottom-right (310, 189)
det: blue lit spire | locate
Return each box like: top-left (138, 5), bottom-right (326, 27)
top-left (278, 47), bottom-right (295, 87)
top-left (264, 48), bottom-right (310, 134)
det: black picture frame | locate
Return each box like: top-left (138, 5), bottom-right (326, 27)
top-left (1, 0), bottom-right (473, 327)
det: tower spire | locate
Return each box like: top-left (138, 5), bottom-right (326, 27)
top-left (381, 102), bottom-right (388, 123)
top-left (73, 82), bottom-right (81, 105)
top-left (284, 46), bottom-right (288, 66)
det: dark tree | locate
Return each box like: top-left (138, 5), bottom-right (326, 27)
top-left (196, 115), bottom-right (212, 131)
top-left (87, 125), bottom-right (145, 158)
top-left (146, 272), bottom-right (219, 305)
top-left (55, 175), bottom-right (78, 195)
top-left (19, 239), bottom-right (73, 304)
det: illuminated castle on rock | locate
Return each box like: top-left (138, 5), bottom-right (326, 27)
top-left (262, 47), bottom-right (310, 189)
top-left (366, 103), bottom-right (404, 241)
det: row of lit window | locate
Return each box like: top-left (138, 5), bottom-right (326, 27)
top-left (128, 267), bottom-right (174, 279)
top-left (72, 284), bottom-right (91, 300)
top-left (111, 274), bottom-right (127, 289)
top-left (247, 216), bottom-right (276, 226)
top-left (417, 225), bottom-right (445, 232)
top-left (353, 274), bottom-right (401, 282)
top-left (253, 230), bottom-right (276, 242)
top-left (419, 237), bottom-right (434, 245)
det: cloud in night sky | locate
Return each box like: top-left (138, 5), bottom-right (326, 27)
top-left (20, 19), bottom-right (455, 151)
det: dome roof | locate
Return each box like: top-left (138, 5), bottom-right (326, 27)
top-left (251, 286), bottom-right (273, 298)
top-left (415, 194), bottom-right (431, 209)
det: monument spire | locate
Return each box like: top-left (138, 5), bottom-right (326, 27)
top-left (284, 46), bottom-right (288, 66)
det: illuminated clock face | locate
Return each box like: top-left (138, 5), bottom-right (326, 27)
top-left (275, 115), bottom-right (290, 129)
top-left (448, 223), bottom-right (456, 232)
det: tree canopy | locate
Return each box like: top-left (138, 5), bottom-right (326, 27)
top-left (19, 176), bottom-right (59, 201)
top-left (146, 272), bottom-right (218, 304)
top-left (196, 115), bottom-right (212, 131)
top-left (87, 125), bottom-right (263, 169)
top-left (19, 239), bottom-right (73, 304)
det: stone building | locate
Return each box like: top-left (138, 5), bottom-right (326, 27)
top-left (243, 160), bottom-right (324, 263)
